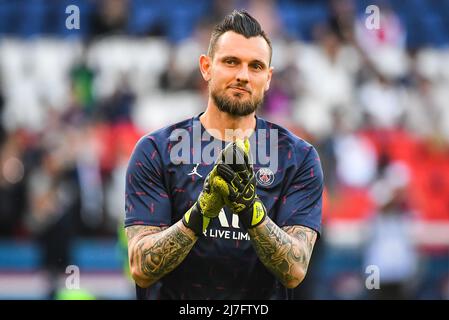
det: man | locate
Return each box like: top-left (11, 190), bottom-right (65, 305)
top-left (125, 10), bottom-right (323, 299)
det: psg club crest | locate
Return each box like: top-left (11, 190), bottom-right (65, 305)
top-left (256, 168), bottom-right (275, 186)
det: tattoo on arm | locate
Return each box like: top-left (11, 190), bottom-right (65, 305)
top-left (126, 222), bottom-right (197, 286)
top-left (282, 225), bottom-right (317, 270)
top-left (126, 225), bottom-right (166, 243)
top-left (248, 218), bottom-right (317, 287)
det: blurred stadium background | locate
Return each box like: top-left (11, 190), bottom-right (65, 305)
top-left (0, 0), bottom-right (448, 300)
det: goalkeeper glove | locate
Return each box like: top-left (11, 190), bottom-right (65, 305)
top-left (182, 163), bottom-right (225, 236)
top-left (215, 139), bottom-right (267, 229)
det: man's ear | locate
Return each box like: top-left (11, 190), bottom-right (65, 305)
top-left (264, 66), bottom-right (274, 91)
top-left (199, 54), bottom-right (212, 81)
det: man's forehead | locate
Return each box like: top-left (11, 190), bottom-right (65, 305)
top-left (214, 31), bottom-right (270, 63)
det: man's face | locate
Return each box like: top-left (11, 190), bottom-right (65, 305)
top-left (203, 31), bottom-right (273, 117)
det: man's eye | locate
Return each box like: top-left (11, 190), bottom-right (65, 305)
top-left (252, 64), bottom-right (262, 70)
top-left (225, 59), bottom-right (236, 65)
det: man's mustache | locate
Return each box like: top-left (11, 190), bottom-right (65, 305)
top-left (228, 84), bottom-right (252, 94)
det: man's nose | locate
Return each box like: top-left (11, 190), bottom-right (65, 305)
top-left (235, 65), bottom-right (249, 83)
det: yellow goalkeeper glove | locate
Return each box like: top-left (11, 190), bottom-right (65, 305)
top-left (215, 139), bottom-right (267, 229)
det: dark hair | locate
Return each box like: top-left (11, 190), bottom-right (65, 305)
top-left (207, 10), bottom-right (272, 64)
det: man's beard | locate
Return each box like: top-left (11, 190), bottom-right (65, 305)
top-left (211, 88), bottom-right (264, 117)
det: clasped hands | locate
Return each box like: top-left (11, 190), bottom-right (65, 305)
top-left (183, 138), bottom-right (267, 236)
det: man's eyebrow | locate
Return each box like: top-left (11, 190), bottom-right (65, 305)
top-left (250, 59), bottom-right (268, 68)
top-left (221, 56), bottom-right (268, 68)
top-left (221, 55), bottom-right (240, 61)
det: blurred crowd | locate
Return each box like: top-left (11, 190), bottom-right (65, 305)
top-left (0, 0), bottom-right (449, 299)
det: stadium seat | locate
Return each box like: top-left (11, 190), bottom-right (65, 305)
top-left (16, 0), bottom-right (49, 38)
top-left (0, 1), bottom-right (19, 35)
top-left (87, 37), bottom-right (170, 98)
top-left (131, 91), bottom-right (203, 132)
top-left (31, 39), bottom-right (84, 109)
top-left (127, 0), bottom-right (163, 36)
top-left (165, 0), bottom-right (210, 43)
top-left (277, 2), bottom-right (303, 40)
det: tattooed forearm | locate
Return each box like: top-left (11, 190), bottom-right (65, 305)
top-left (126, 221), bottom-right (197, 287)
top-left (248, 218), bottom-right (317, 288)
top-left (137, 224), bottom-right (194, 279)
top-left (283, 225), bottom-right (317, 264)
top-left (126, 225), bottom-right (166, 243)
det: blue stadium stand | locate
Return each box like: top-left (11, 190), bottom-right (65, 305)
top-left (0, 0), bottom-right (19, 35)
top-left (0, 239), bottom-right (122, 272)
top-left (127, 0), bottom-right (163, 36)
top-left (0, 0), bottom-right (447, 47)
top-left (0, 239), bottom-right (132, 299)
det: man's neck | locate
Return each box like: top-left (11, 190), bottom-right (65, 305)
top-left (199, 103), bottom-right (256, 142)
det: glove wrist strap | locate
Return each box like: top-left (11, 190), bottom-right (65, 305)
top-left (239, 199), bottom-right (267, 230)
top-left (182, 202), bottom-right (209, 237)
